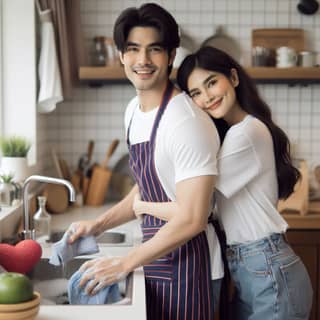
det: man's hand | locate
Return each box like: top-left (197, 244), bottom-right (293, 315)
top-left (78, 257), bottom-right (128, 295)
top-left (67, 220), bottom-right (101, 244)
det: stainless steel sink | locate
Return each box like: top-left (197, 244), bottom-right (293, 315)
top-left (96, 231), bottom-right (126, 243)
top-left (47, 231), bottom-right (128, 245)
top-left (28, 258), bottom-right (132, 305)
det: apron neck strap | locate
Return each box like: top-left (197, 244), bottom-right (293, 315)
top-left (127, 81), bottom-right (175, 147)
top-left (149, 81), bottom-right (174, 145)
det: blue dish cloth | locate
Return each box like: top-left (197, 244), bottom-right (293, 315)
top-left (49, 232), bottom-right (99, 266)
top-left (68, 269), bottom-right (122, 304)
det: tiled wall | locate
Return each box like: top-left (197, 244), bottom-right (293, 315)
top-left (41, 0), bottom-right (320, 176)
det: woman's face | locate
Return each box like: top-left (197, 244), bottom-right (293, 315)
top-left (187, 67), bottom-right (239, 121)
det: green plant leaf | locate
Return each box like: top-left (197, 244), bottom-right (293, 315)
top-left (0, 136), bottom-right (31, 157)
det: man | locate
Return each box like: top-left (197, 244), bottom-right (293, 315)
top-left (69, 3), bottom-right (220, 319)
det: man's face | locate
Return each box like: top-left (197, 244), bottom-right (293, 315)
top-left (119, 26), bottom-right (175, 92)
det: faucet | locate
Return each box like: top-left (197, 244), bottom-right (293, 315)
top-left (21, 175), bottom-right (76, 240)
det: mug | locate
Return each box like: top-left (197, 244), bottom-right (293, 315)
top-left (276, 46), bottom-right (297, 68)
top-left (298, 51), bottom-right (316, 67)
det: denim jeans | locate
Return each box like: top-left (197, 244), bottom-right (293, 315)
top-left (227, 233), bottom-right (313, 320)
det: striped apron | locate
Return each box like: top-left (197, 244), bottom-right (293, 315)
top-left (127, 82), bottom-right (214, 320)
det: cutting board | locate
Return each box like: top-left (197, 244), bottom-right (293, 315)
top-left (85, 139), bottom-right (119, 206)
top-left (42, 184), bottom-right (69, 214)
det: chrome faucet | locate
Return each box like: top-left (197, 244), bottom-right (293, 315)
top-left (21, 175), bottom-right (76, 240)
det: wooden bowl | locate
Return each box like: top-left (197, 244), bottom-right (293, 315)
top-left (0, 304), bottom-right (39, 320)
top-left (0, 291), bottom-right (40, 312)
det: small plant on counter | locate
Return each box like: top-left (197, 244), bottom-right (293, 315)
top-left (0, 136), bottom-right (31, 157)
top-left (0, 173), bottom-right (14, 183)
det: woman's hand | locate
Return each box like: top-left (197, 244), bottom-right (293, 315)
top-left (67, 219), bottom-right (102, 244)
top-left (78, 257), bottom-right (129, 295)
top-left (133, 193), bottom-right (144, 219)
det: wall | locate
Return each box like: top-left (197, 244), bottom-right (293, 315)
top-left (43, 0), bottom-right (320, 175)
top-left (1, 0), bottom-right (37, 165)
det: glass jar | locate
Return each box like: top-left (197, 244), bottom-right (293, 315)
top-left (92, 36), bottom-right (107, 66)
top-left (0, 182), bottom-right (16, 207)
top-left (33, 196), bottom-right (51, 240)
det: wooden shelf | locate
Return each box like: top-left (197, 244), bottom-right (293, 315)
top-left (246, 67), bottom-right (320, 84)
top-left (79, 66), bottom-right (320, 85)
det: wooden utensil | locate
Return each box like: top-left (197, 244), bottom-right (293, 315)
top-left (85, 139), bottom-right (119, 206)
top-left (51, 148), bottom-right (63, 179)
top-left (59, 158), bottom-right (71, 181)
top-left (82, 140), bottom-right (95, 200)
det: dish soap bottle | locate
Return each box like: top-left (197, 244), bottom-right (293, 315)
top-left (33, 196), bottom-right (51, 241)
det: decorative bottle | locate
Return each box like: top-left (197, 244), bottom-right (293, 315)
top-left (33, 196), bottom-right (51, 240)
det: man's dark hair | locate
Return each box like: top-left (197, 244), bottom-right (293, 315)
top-left (113, 3), bottom-right (180, 58)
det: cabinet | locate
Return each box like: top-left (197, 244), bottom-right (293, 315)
top-left (286, 229), bottom-right (320, 320)
top-left (79, 66), bottom-right (320, 85)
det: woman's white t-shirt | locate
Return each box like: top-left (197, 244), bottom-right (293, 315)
top-left (216, 115), bottom-right (288, 245)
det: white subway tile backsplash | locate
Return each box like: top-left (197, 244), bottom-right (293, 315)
top-left (38, 0), bottom-right (320, 173)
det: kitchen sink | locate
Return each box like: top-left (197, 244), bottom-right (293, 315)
top-left (96, 231), bottom-right (126, 243)
top-left (47, 231), bottom-right (129, 245)
top-left (28, 258), bottom-right (132, 305)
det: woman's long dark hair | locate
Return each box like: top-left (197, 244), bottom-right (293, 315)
top-left (177, 46), bottom-right (300, 199)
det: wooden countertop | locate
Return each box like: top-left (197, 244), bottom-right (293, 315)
top-left (282, 201), bottom-right (320, 229)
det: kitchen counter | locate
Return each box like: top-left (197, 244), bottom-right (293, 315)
top-left (282, 201), bottom-right (320, 229)
top-left (35, 203), bottom-right (146, 320)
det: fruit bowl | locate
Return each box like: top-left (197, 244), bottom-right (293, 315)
top-left (0, 291), bottom-right (40, 320)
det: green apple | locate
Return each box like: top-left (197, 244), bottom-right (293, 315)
top-left (0, 272), bottom-right (33, 304)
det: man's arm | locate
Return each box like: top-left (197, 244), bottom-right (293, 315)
top-left (68, 184), bottom-right (139, 243)
top-left (79, 175), bottom-right (215, 293)
top-left (124, 175), bottom-right (215, 270)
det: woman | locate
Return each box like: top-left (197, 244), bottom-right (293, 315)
top-left (133, 46), bottom-right (313, 320)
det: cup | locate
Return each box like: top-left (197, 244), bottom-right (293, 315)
top-left (276, 46), bottom-right (297, 68)
top-left (298, 51), bottom-right (316, 67)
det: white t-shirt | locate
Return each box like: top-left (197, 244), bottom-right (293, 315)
top-left (216, 115), bottom-right (288, 245)
top-left (125, 92), bottom-right (224, 280)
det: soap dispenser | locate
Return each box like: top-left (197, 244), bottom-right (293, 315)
top-left (33, 196), bottom-right (51, 240)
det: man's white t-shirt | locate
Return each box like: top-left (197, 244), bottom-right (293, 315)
top-left (216, 115), bottom-right (288, 245)
top-left (125, 92), bottom-right (224, 280)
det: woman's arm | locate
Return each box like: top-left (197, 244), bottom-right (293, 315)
top-left (133, 193), bottom-right (178, 221)
top-left (79, 175), bottom-right (215, 295)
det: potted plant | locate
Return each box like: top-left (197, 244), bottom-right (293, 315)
top-left (0, 136), bottom-right (31, 182)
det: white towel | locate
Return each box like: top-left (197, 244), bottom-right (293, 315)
top-left (37, 9), bottom-right (63, 113)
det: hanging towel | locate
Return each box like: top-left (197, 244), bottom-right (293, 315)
top-left (37, 9), bottom-right (63, 113)
top-left (49, 232), bottom-right (99, 266)
top-left (68, 269), bottom-right (122, 305)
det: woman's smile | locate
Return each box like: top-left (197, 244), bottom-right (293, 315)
top-left (206, 97), bottom-right (223, 111)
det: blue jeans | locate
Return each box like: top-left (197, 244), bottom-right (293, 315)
top-left (227, 233), bottom-right (313, 320)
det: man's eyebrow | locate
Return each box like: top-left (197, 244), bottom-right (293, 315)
top-left (126, 41), bottom-right (139, 47)
top-left (125, 41), bottom-right (164, 48)
top-left (148, 42), bottom-right (164, 47)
